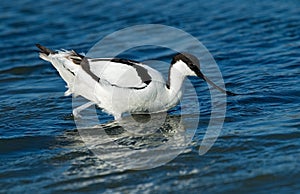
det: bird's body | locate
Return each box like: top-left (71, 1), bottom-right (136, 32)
top-left (36, 44), bottom-right (234, 120)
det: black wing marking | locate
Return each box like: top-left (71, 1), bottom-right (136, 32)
top-left (84, 58), bottom-right (152, 90)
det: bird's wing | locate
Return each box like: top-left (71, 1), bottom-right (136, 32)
top-left (82, 58), bottom-right (152, 89)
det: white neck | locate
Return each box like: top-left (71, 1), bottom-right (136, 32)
top-left (165, 61), bottom-right (187, 106)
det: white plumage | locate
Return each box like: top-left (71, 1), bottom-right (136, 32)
top-left (36, 44), bottom-right (235, 120)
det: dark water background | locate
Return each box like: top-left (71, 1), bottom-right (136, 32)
top-left (1, 0), bottom-right (300, 193)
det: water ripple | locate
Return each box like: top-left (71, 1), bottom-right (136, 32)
top-left (1, 0), bottom-right (300, 193)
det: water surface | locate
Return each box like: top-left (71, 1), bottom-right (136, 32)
top-left (0, 0), bottom-right (300, 193)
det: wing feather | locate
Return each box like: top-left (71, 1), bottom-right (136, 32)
top-left (85, 58), bottom-right (151, 89)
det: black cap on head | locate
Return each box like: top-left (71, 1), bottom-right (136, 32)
top-left (171, 53), bottom-right (200, 70)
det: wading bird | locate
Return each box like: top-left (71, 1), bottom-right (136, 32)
top-left (36, 44), bottom-right (235, 120)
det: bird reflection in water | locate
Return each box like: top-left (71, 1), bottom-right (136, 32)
top-left (77, 112), bottom-right (194, 170)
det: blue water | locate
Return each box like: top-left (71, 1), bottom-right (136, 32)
top-left (1, 0), bottom-right (300, 193)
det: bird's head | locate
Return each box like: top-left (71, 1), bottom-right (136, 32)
top-left (171, 53), bottom-right (236, 96)
top-left (171, 53), bottom-right (201, 77)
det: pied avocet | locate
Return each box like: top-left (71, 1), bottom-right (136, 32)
top-left (36, 44), bottom-right (235, 120)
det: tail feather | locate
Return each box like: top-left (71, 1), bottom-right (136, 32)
top-left (36, 44), bottom-right (82, 97)
top-left (36, 44), bottom-right (57, 62)
top-left (36, 44), bottom-right (56, 55)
